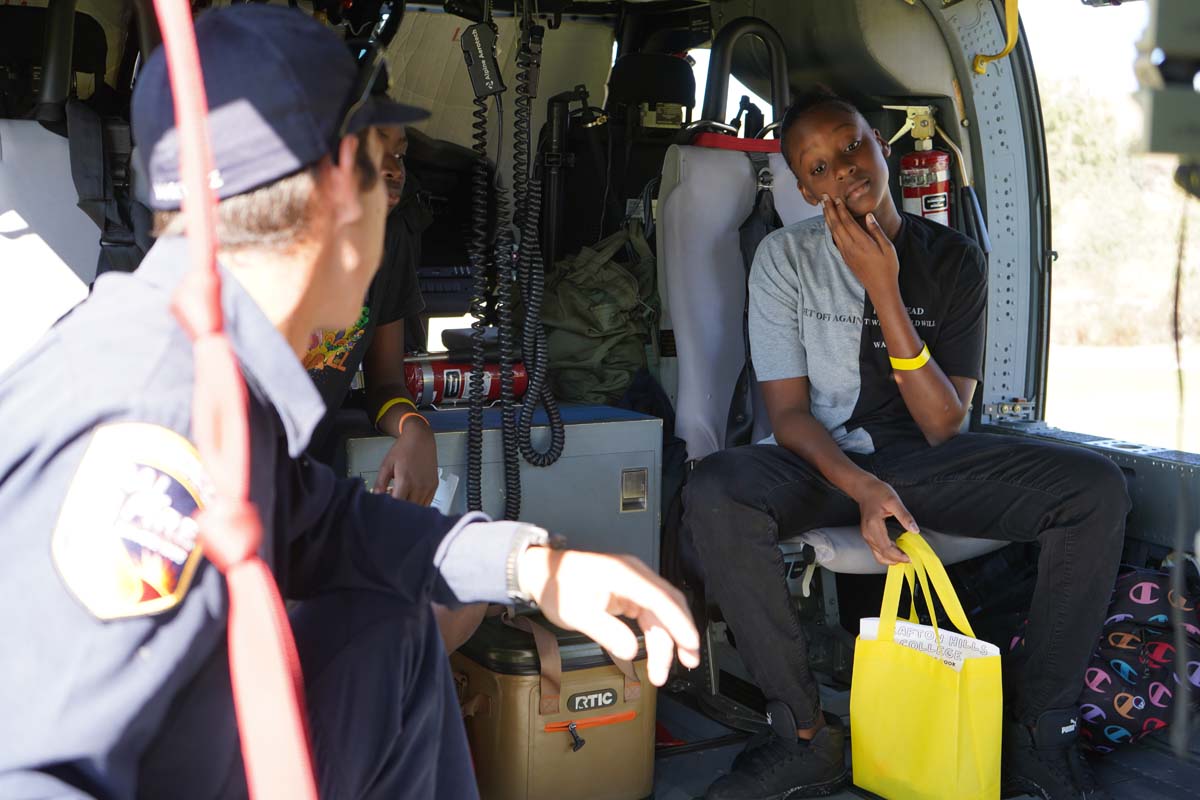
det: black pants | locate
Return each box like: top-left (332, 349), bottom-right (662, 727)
top-left (294, 591), bottom-right (477, 799)
top-left (683, 432), bottom-right (1130, 729)
top-left (214, 591), bottom-right (477, 800)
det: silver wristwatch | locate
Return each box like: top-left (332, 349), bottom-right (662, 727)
top-left (504, 523), bottom-right (553, 605)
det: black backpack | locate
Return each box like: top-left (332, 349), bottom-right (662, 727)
top-left (1011, 561), bottom-right (1200, 753)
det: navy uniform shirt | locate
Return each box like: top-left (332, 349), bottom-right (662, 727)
top-left (0, 237), bottom-right (515, 798)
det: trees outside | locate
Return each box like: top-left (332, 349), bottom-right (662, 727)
top-left (1042, 77), bottom-right (1198, 348)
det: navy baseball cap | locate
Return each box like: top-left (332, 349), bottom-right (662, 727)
top-left (133, 4), bottom-right (428, 211)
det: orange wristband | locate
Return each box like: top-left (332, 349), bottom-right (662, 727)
top-left (398, 411), bottom-right (429, 434)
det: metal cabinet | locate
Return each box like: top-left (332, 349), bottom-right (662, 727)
top-left (341, 405), bottom-right (663, 571)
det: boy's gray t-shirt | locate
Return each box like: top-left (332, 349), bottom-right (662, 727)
top-left (748, 212), bottom-right (988, 455)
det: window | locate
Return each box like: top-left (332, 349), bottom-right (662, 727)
top-left (688, 48), bottom-right (775, 132)
top-left (607, 44), bottom-right (775, 132)
top-left (426, 314), bottom-right (475, 354)
top-left (1022, 4), bottom-right (1199, 452)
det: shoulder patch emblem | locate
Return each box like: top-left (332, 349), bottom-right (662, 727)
top-left (52, 423), bottom-right (211, 620)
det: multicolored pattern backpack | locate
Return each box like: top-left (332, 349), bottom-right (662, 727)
top-left (1011, 565), bottom-right (1200, 754)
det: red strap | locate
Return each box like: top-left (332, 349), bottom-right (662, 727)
top-left (692, 132), bottom-right (781, 153)
top-left (152, 0), bottom-right (318, 797)
top-left (202, 500), bottom-right (315, 798)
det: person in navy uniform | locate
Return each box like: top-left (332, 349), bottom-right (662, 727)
top-left (0, 6), bottom-right (699, 798)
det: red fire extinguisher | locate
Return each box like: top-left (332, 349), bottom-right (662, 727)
top-left (405, 356), bottom-right (529, 407)
top-left (898, 143), bottom-right (952, 227)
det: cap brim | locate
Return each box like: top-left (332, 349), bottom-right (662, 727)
top-left (346, 96), bottom-right (430, 134)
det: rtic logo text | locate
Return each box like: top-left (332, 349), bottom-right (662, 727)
top-left (568, 689), bottom-right (617, 713)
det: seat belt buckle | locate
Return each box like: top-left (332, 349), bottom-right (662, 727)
top-left (100, 228), bottom-right (136, 248)
top-left (756, 167), bottom-right (774, 192)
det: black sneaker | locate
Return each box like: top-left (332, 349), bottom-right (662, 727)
top-left (729, 729), bottom-right (774, 773)
top-left (730, 711), bottom-right (844, 773)
top-left (1002, 709), bottom-right (1111, 800)
top-left (705, 716), bottom-right (848, 799)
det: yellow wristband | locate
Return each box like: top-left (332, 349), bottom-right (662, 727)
top-left (374, 396), bottom-right (417, 426)
top-left (889, 343), bottom-right (931, 371)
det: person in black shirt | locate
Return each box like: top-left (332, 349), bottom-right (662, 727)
top-left (304, 124), bottom-right (435, 505)
top-left (303, 124), bottom-right (487, 651)
top-left (687, 92), bottom-right (1129, 800)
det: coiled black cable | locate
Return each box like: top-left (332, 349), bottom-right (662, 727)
top-left (511, 32), bottom-right (532, 233)
top-left (513, 10), bottom-right (565, 467)
top-left (466, 90), bottom-right (521, 518)
top-left (491, 94), bottom-right (523, 521)
top-left (516, 174), bottom-right (565, 465)
top-left (465, 93), bottom-right (490, 513)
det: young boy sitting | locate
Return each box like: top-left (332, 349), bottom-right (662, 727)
top-left (684, 91), bottom-right (1129, 800)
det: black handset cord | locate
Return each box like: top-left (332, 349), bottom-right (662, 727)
top-left (463, 4), bottom-right (521, 519)
top-left (466, 85), bottom-right (491, 514)
top-left (513, 3), bottom-right (565, 467)
top-left (491, 91), bottom-right (523, 521)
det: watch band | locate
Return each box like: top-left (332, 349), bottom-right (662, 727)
top-left (505, 524), bottom-right (552, 605)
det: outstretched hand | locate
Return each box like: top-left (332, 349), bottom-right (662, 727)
top-left (517, 548), bottom-right (701, 686)
top-left (822, 195), bottom-right (899, 296)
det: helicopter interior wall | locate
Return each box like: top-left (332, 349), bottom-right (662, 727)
top-left (0, 7), bottom-right (110, 117)
top-left (3, 0), bottom-right (133, 93)
top-left (708, 1), bottom-right (975, 186)
top-left (382, 8), bottom-right (616, 186)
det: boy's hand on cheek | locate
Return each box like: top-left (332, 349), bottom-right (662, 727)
top-left (822, 195), bottom-right (899, 298)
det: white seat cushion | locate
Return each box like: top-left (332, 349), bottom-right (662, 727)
top-left (657, 143), bottom-right (821, 463)
top-left (0, 120), bottom-right (99, 375)
top-left (779, 526), bottom-right (1006, 575)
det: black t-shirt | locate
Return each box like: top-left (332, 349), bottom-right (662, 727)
top-left (854, 215), bottom-right (988, 449)
top-left (750, 212), bottom-right (988, 454)
top-left (303, 198), bottom-right (427, 421)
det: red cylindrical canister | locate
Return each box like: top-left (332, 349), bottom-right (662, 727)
top-left (405, 360), bottom-right (529, 406)
top-left (898, 149), bottom-right (952, 227)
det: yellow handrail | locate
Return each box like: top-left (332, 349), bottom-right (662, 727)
top-left (973, 0), bottom-right (1019, 75)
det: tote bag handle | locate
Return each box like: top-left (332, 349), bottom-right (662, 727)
top-left (879, 532), bottom-right (978, 658)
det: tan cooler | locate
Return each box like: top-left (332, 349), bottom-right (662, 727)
top-left (451, 611), bottom-right (657, 800)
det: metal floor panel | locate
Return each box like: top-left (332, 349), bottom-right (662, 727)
top-left (655, 691), bottom-right (1035, 800)
top-left (654, 690), bottom-right (878, 800)
top-left (655, 692), bottom-right (1200, 799)
top-left (653, 739), bottom-right (868, 800)
top-left (1098, 736), bottom-right (1200, 800)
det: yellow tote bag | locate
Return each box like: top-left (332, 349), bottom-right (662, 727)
top-left (850, 532), bottom-right (1002, 800)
